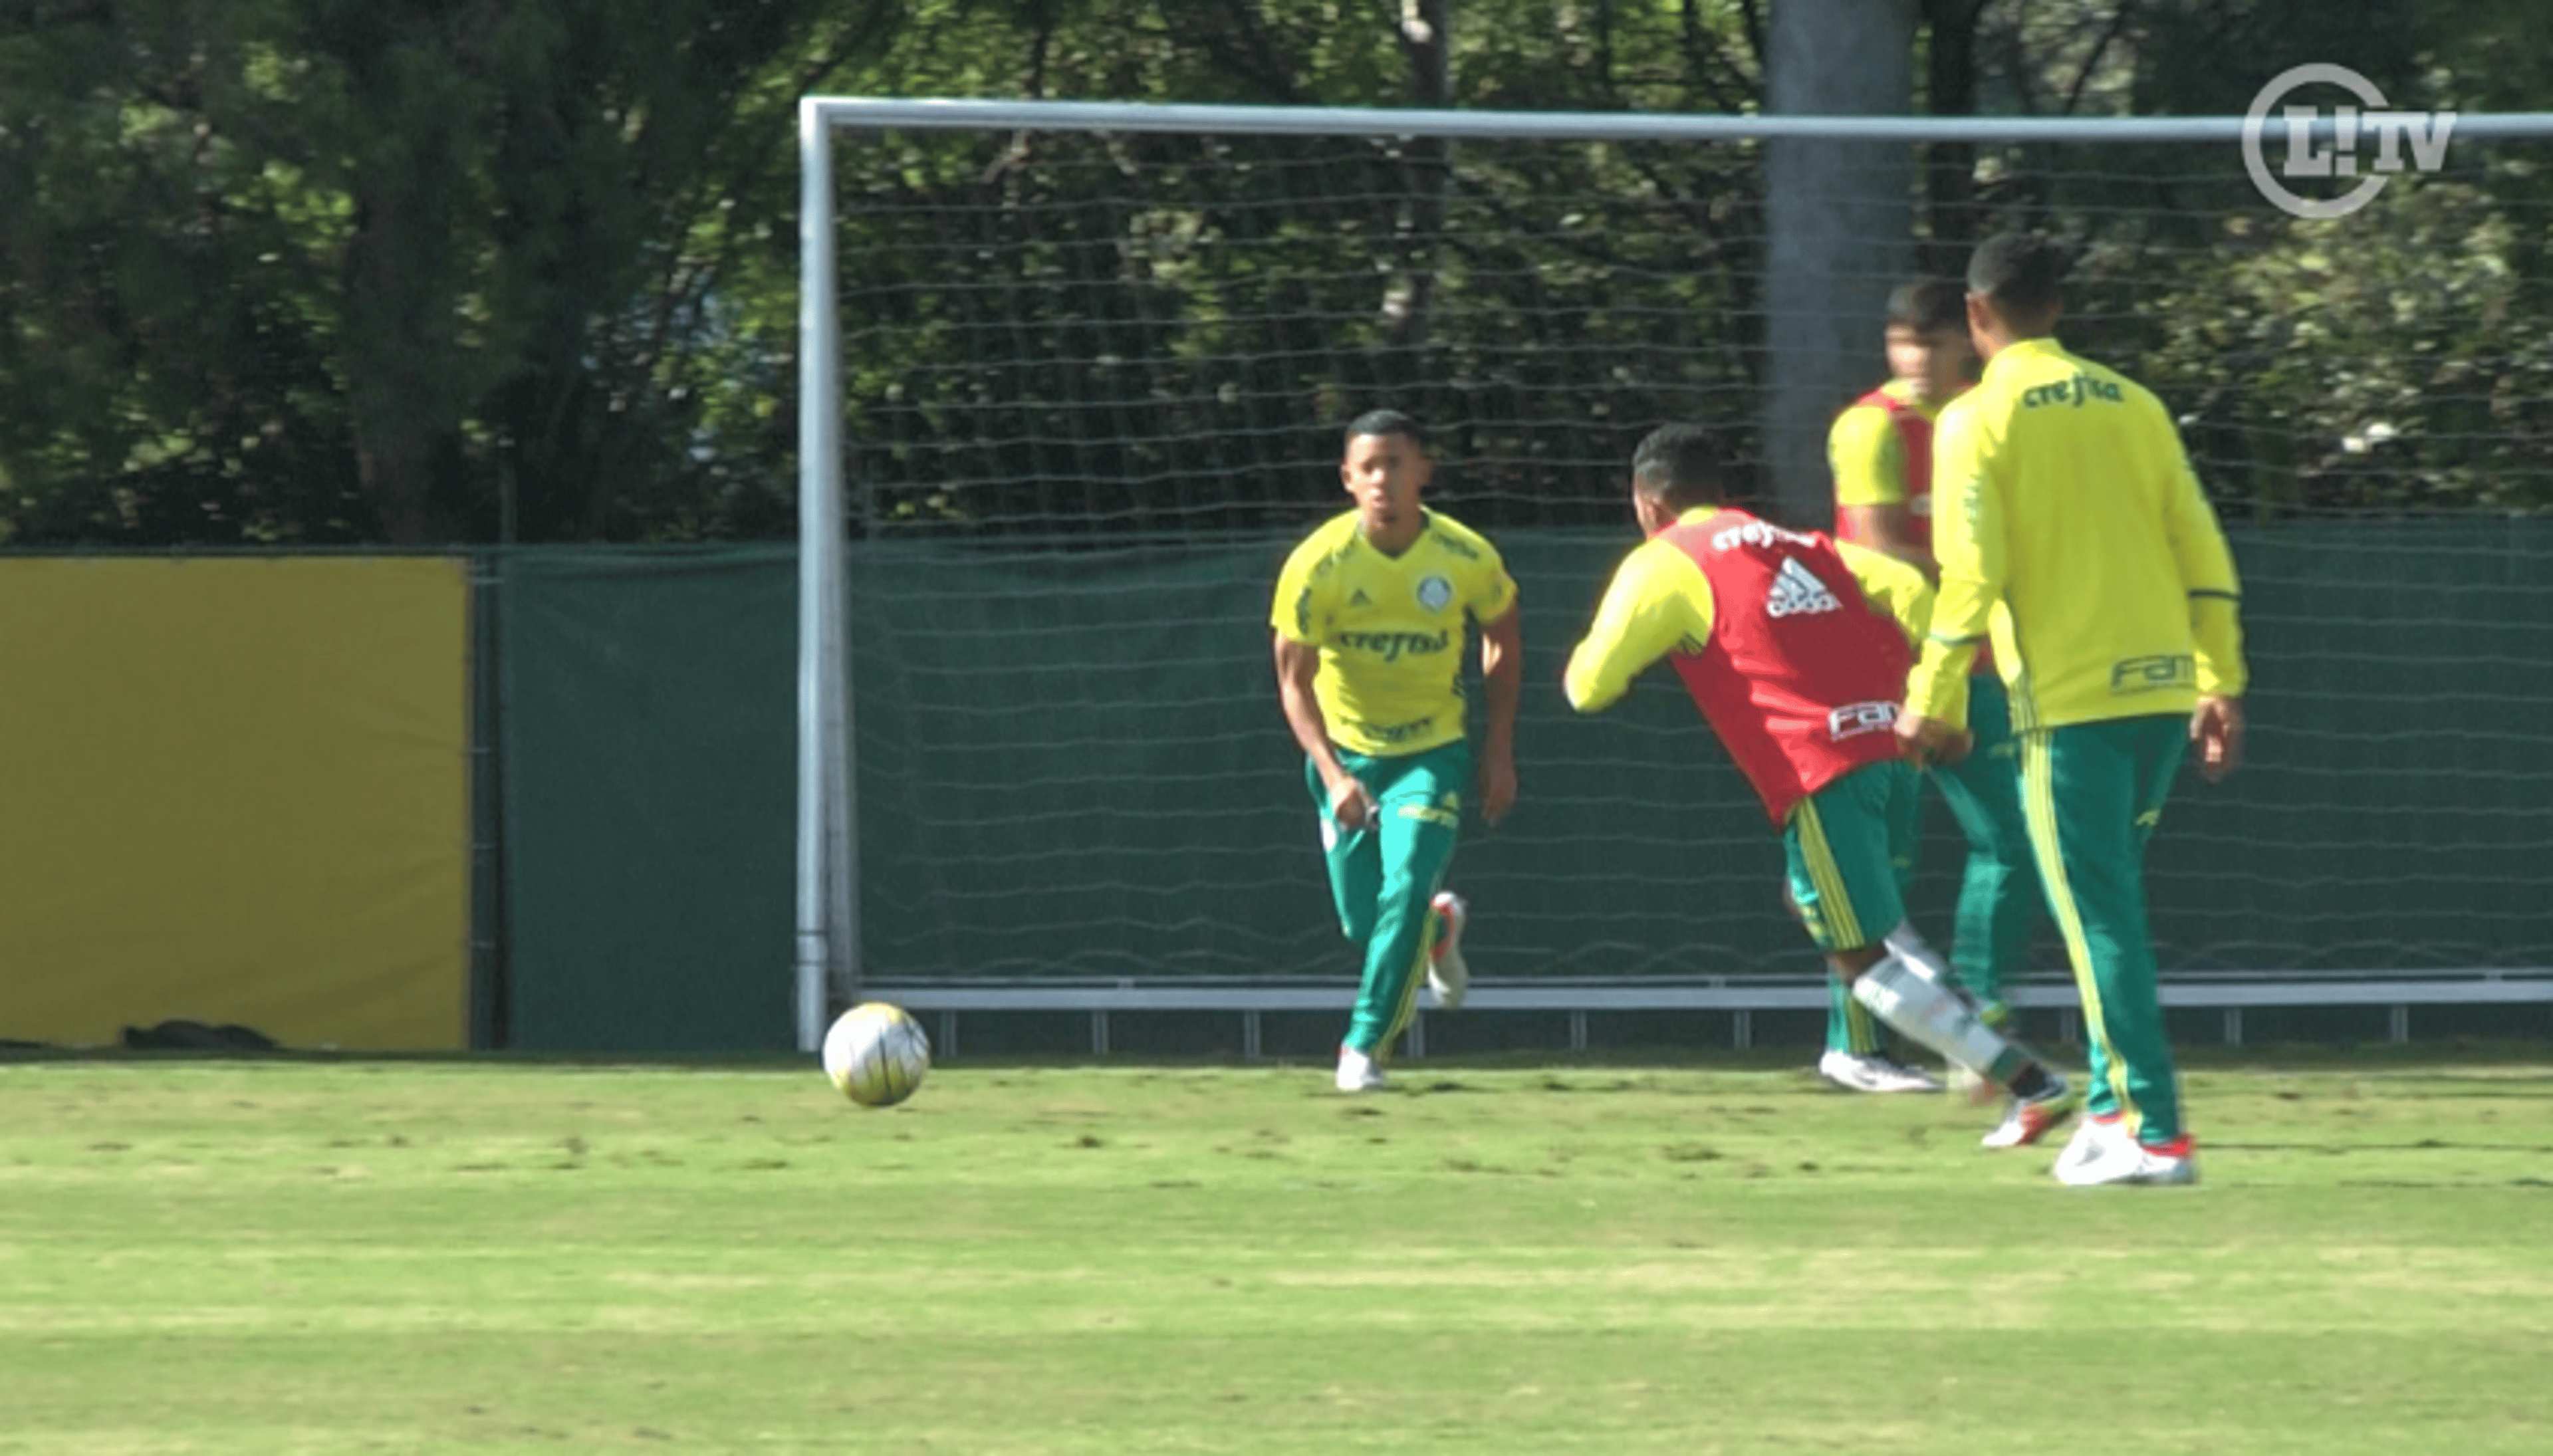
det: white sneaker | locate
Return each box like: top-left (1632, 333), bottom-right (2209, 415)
top-left (2053, 1114), bottom-right (2122, 1176)
top-left (2058, 1134), bottom-right (2198, 1187)
top-left (1335, 1044), bottom-right (1386, 1093)
top-left (1817, 1049), bottom-right (1941, 1094)
top-left (1425, 891), bottom-right (1470, 1010)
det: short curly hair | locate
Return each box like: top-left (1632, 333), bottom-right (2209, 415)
top-left (1965, 233), bottom-right (2067, 323)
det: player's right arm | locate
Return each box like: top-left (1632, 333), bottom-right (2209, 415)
top-left (1903, 403), bottom-right (2005, 731)
top-left (1563, 543), bottom-right (1710, 714)
top-left (1271, 541), bottom-right (1376, 829)
top-left (1273, 634), bottom-right (1374, 828)
top-left (1830, 405), bottom-right (1935, 576)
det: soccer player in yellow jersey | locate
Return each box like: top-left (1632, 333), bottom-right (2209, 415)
top-left (1898, 235), bottom-right (2249, 1187)
top-left (1827, 279), bottom-right (2052, 1092)
top-left (1271, 411), bottom-right (1522, 1092)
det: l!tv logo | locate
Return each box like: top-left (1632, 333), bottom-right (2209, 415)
top-left (2243, 63), bottom-right (2457, 219)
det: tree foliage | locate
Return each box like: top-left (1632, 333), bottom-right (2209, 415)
top-left (0, 0), bottom-right (2545, 546)
top-left (1, 0), bottom-right (872, 543)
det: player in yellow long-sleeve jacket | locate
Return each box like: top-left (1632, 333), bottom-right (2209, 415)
top-left (1897, 235), bottom-right (2249, 1188)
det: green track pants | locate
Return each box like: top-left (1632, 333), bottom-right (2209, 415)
top-left (1306, 741), bottom-right (1466, 1058)
top-left (2020, 714), bottom-right (2191, 1146)
top-left (1931, 673), bottom-right (2044, 1021)
top-left (1825, 675), bottom-right (2042, 1054)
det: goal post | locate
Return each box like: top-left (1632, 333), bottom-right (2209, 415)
top-left (796, 100), bottom-right (851, 1051)
top-left (795, 96), bottom-right (2553, 1051)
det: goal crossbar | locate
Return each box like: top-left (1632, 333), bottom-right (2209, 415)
top-left (801, 96), bottom-right (2553, 144)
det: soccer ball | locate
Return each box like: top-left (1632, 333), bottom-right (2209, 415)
top-left (822, 1002), bottom-right (931, 1108)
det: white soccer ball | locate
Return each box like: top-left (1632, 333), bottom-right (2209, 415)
top-left (822, 1002), bottom-right (931, 1108)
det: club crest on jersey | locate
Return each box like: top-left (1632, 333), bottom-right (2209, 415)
top-left (1415, 574), bottom-right (1454, 612)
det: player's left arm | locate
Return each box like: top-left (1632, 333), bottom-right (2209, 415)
top-left (1899, 406), bottom-right (2000, 764)
top-left (1475, 599), bottom-right (1522, 826)
top-left (2159, 417), bottom-right (2249, 780)
top-left (1834, 538), bottom-right (1935, 648)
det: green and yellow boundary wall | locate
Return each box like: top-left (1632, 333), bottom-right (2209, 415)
top-left (3, 523), bottom-right (2547, 1056)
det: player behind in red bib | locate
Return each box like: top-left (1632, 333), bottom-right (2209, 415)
top-left (1825, 277), bottom-right (2051, 1087)
top-left (1563, 422), bottom-right (2077, 1148)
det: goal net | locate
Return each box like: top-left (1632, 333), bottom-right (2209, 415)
top-left (794, 98), bottom-right (2553, 1040)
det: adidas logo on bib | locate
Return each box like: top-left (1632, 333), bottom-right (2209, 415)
top-left (1765, 557), bottom-right (1841, 618)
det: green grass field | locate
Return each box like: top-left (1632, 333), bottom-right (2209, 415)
top-left (3, 1049), bottom-right (2548, 1454)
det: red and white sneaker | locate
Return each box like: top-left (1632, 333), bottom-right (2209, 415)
top-left (1425, 891), bottom-right (1470, 1010)
top-left (1980, 1075), bottom-right (2081, 1148)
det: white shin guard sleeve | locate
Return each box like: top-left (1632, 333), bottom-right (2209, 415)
top-left (1882, 920), bottom-right (1945, 975)
top-left (1850, 953), bottom-right (2010, 1079)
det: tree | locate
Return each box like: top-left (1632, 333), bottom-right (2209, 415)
top-left (1758, 0), bottom-right (1918, 527)
top-left (0, 0), bottom-right (886, 545)
top-left (0, 1), bottom-right (366, 543)
top-left (2, 1), bottom-right (2544, 546)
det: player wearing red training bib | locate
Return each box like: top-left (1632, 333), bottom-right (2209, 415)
top-left (1565, 423), bottom-right (2079, 1152)
top-left (1830, 279), bottom-right (2050, 1086)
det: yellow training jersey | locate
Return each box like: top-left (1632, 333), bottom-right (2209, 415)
top-left (1907, 337), bottom-right (2248, 733)
top-left (1828, 378), bottom-right (1945, 510)
top-left (1272, 509), bottom-right (1519, 757)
